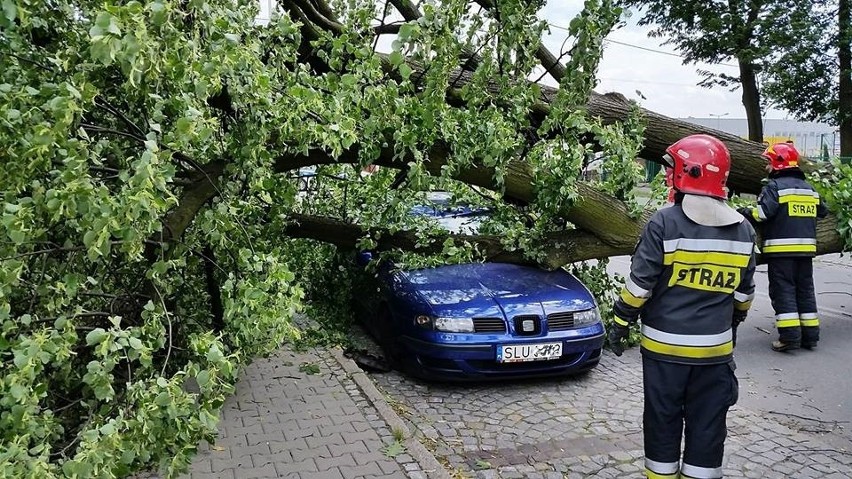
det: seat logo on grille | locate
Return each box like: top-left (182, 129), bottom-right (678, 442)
top-left (522, 319), bottom-right (535, 332)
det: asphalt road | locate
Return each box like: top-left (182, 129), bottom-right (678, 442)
top-left (608, 254), bottom-right (852, 430)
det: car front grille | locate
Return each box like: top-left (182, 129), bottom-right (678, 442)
top-left (547, 311), bottom-right (575, 331)
top-left (473, 317), bottom-right (507, 333)
top-left (513, 315), bottom-right (541, 336)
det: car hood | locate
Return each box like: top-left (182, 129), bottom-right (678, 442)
top-left (398, 263), bottom-right (595, 317)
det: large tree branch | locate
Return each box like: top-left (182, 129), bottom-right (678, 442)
top-left (284, 212), bottom-right (627, 269)
top-left (161, 161), bottom-right (226, 242)
top-left (473, 0), bottom-right (568, 82)
top-left (388, 0), bottom-right (422, 21)
top-left (271, 140), bottom-right (645, 250)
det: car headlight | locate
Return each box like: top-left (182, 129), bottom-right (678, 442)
top-left (574, 308), bottom-right (601, 326)
top-left (433, 317), bottom-right (475, 333)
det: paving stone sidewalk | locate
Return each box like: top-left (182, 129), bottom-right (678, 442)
top-left (181, 346), bottom-right (447, 479)
top-left (372, 349), bottom-right (852, 479)
top-left (181, 339), bottom-right (851, 479)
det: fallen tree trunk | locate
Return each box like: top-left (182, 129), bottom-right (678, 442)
top-left (283, 213), bottom-right (628, 269)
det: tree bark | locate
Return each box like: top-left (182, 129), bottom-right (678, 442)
top-left (738, 59), bottom-right (764, 142)
top-left (283, 213), bottom-right (630, 269)
top-left (839, 0), bottom-right (852, 157)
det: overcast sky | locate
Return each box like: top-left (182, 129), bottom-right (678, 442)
top-left (538, 2), bottom-right (788, 120)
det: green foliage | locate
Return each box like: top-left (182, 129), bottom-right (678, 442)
top-left (811, 160), bottom-right (852, 250)
top-left (569, 259), bottom-right (638, 347)
top-left (380, 440), bottom-right (406, 458)
top-left (761, 3), bottom-right (847, 127)
top-left (622, 0), bottom-right (813, 89)
top-left (0, 0), bottom-right (650, 476)
top-left (1, 0), bottom-right (303, 476)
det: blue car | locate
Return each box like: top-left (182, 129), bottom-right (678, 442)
top-left (352, 193), bottom-right (605, 381)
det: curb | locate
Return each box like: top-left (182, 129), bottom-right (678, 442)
top-left (329, 347), bottom-right (452, 479)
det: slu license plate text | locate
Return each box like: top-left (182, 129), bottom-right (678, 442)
top-left (497, 342), bottom-right (562, 363)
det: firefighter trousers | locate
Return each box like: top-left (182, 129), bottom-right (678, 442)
top-left (643, 357), bottom-right (738, 479)
top-left (767, 257), bottom-right (820, 345)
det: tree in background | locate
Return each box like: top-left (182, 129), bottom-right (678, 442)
top-left (620, 0), bottom-right (814, 143)
top-left (762, 0), bottom-right (852, 158)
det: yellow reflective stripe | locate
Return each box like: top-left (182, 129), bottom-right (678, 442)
top-left (776, 319), bottom-right (801, 328)
top-left (663, 250), bottom-right (750, 267)
top-left (779, 194), bottom-right (819, 204)
top-left (762, 244), bottom-right (817, 254)
top-left (801, 318), bottom-right (820, 327)
top-left (734, 300), bottom-right (752, 311)
top-left (619, 288), bottom-right (647, 308)
top-left (613, 315), bottom-right (630, 327)
top-left (646, 470), bottom-right (679, 479)
top-left (641, 336), bottom-right (733, 359)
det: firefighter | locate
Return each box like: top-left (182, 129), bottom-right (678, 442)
top-left (609, 134), bottom-right (757, 479)
top-left (737, 142), bottom-right (828, 352)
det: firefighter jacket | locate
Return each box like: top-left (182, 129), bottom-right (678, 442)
top-left (746, 169), bottom-right (828, 257)
top-left (612, 201), bottom-right (757, 365)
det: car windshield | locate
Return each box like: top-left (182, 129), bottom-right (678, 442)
top-left (411, 192), bottom-right (489, 235)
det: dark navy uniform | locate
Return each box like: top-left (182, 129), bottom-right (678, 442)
top-left (744, 169), bottom-right (828, 347)
top-left (613, 199), bottom-right (756, 479)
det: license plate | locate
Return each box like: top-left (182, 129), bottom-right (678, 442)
top-left (497, 342), bottom-right (562, 363)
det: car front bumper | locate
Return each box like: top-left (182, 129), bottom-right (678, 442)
top-left (396, 327), bottom-right (605, 381)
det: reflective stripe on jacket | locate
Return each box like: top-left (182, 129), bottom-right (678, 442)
top-left (748, 170), bottom-right (828, 257)
top-left (613, 203), bottom-right (757, 365)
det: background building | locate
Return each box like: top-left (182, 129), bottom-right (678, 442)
top-left (679, 117), bottom-right (838, 160)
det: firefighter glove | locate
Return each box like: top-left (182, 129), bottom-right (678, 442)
top-left (736, 207), bottom-right (752, 218)
top-left (732, 310), bottom-right (747, 347)
top-left (608, 324), bottom-right (629, 357)
top-left (732, 309), bottom-right (747, 327)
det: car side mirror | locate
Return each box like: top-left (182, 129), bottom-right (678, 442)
top-left (356, 251), bottom-right (373, 267)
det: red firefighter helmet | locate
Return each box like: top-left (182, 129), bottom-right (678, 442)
top-left (663, 134), bottom-right (730, 200)
top-left (762, 142), bottom-right (800, 170)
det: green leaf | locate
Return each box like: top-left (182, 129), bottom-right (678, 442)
top-left (206, 345), bottom-right (224, 363)
top-left (398, 64), bottom-right (412, 80)
top-left (155, 391), bottom-right (171, 406)
top-left (298, 362), bottom-right (320, 375)
top-left (389, 50), bottom-right (403, 67)
top-left (86, 328), bottom-right (108, 346)
top-left (7, 228), bottom-right (25, 244)
top-left (100, 422), bottom-right (116, 435)
top-left (196, 370), bottom-right (210, 389)
top-left (83, 230), bottom-right (97, 248)
top-left (9, 384), bottom-right (26, 400)
top-left (2, 0), bottom-right (16, 22)
top-left (398, 23), bottom-right (415, 41)
top-left (380, 440), bottom-right (406, 458)
top-left (128, 337), bottom-right (143, 350)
